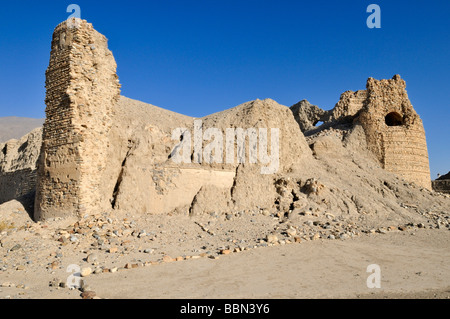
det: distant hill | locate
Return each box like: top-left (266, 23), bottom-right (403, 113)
top-left (0, 117), bottom-right (44, 143)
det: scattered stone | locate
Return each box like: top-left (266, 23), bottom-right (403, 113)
top-left (286, 227), bottom-right (297, 237)
top-left (311, 233), bottom-right (321, 240)
top-left (81, 267), bottom-right (92, 277)
top-left (163, 255), bottom-right (174, 263)
top-left (138, 231), bottom-right (147, 238)
top-left (50, 261), bottom-right (60, 270)
top-left (81, 291), bottom-right (96, 299)
top-left (94, 268), bottom-right (103, 275)
top-left (108, 247), bottom-right (118, 254)
top-left (87, 253), bottom-right (98, 264)
top-left (220, 249), bottom-right (232, 255)
top-left (49, 279), bottom-right (61, 288)
top-left (339, 233), bottom-right (349, 239)
top-left (10, 244), bottom-right (21, 252)
top-left (266, 234), bottom-right (278, 244)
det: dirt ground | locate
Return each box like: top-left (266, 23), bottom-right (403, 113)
top-left (1, 216), bottom-right (449, 299)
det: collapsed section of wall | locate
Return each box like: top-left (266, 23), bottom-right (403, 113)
top-left (34, 19), bottom-right (121, 220)
top-left (0, 128), bottom-right (42, 204)
top-left (110, 98), bottom-right (313, 216)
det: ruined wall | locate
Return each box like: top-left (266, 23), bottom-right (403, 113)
top-left (30, 19), bottom-right (433, 221)
top-left (432, 172), bottom-right (450, 194)
top-left (432, 180), bottom-right (450, 194)
top-left (34, 19), bottom-right (312, 220)
top-left (110, 97), bottom-right (312, 215)
top-left (34, 19), bottom-right (121, 220)
top-left (0, 128), bottom-right (42, 204)
top-left (357, 75), bottom-right (431, 190)
top-left (324, 90), bottom-right (366, 123)
top-left (291, 75), bottom-right (432, 190)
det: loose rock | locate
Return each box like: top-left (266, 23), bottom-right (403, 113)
top-left (81, 267), bottom-right (92, 277)
top-left (266, 234), bottom-right (278, 244)
top-left (81, 291), bottom-right (96, 299)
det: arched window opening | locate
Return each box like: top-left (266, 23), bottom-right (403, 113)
top-left (385, 112), bottom-right (403, 126)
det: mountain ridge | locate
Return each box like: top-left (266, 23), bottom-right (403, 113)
top-left (0, 116), bottom-right (44, 143)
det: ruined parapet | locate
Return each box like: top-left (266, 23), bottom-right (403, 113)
top-left (324, 90), bottom-right (367, 123)
top-left (290, 91), bottom-right (367, 136)
top-left (356, 75), bottom-right (431, 190)
top-left (34, 19), bottom-right (121, 220)
top-left (290, 100), bottom-right (326, 132)
top-left (432, 172), bottom-right (450, 194)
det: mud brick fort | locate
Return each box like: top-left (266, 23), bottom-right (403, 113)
top-left (0, 19), bottom-right (436, 221)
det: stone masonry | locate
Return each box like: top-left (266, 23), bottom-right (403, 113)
top-left (291, 75), bottom-right (432, 190)
top-left (357, 75), bottom-right (431, 190)
top-left (34, 19), bottom-right (121, 220)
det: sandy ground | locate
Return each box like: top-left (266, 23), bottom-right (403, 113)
top-left (1, 228), bottom-right (448, 299)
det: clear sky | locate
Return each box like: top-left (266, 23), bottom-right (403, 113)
top-left (0, 0), bottom-right (448, 178)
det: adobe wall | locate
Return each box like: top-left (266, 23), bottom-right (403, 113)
top-left (0, 128), bottom-right (42, 204)
top-left (34, 19), bottom-right (121, 220)
top-left (291, 75), bottom-right (432, 190)
top-left (357, 75), bottom-right (431, 190)
top-left (432, 180), bottom-right (450, 194)
top-left (28, 19), bottom-right (432, 221)
top-left (432, 172), bottom-right (450, 194)
top-left (33, 19), bottom-right (311, 220)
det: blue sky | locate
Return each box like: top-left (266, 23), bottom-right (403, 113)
top-left (0, 0), bottom-right (448, 178)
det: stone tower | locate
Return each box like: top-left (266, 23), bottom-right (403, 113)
top-left (356, 75), bottom-right (431, 190)
top-left (34, 19), bottom-right (121, 220)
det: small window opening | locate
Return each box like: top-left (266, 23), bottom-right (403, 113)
top-left (313, 121), bottom-right (324, 127)
top-left (385, 112), bottom-right (403, 126)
